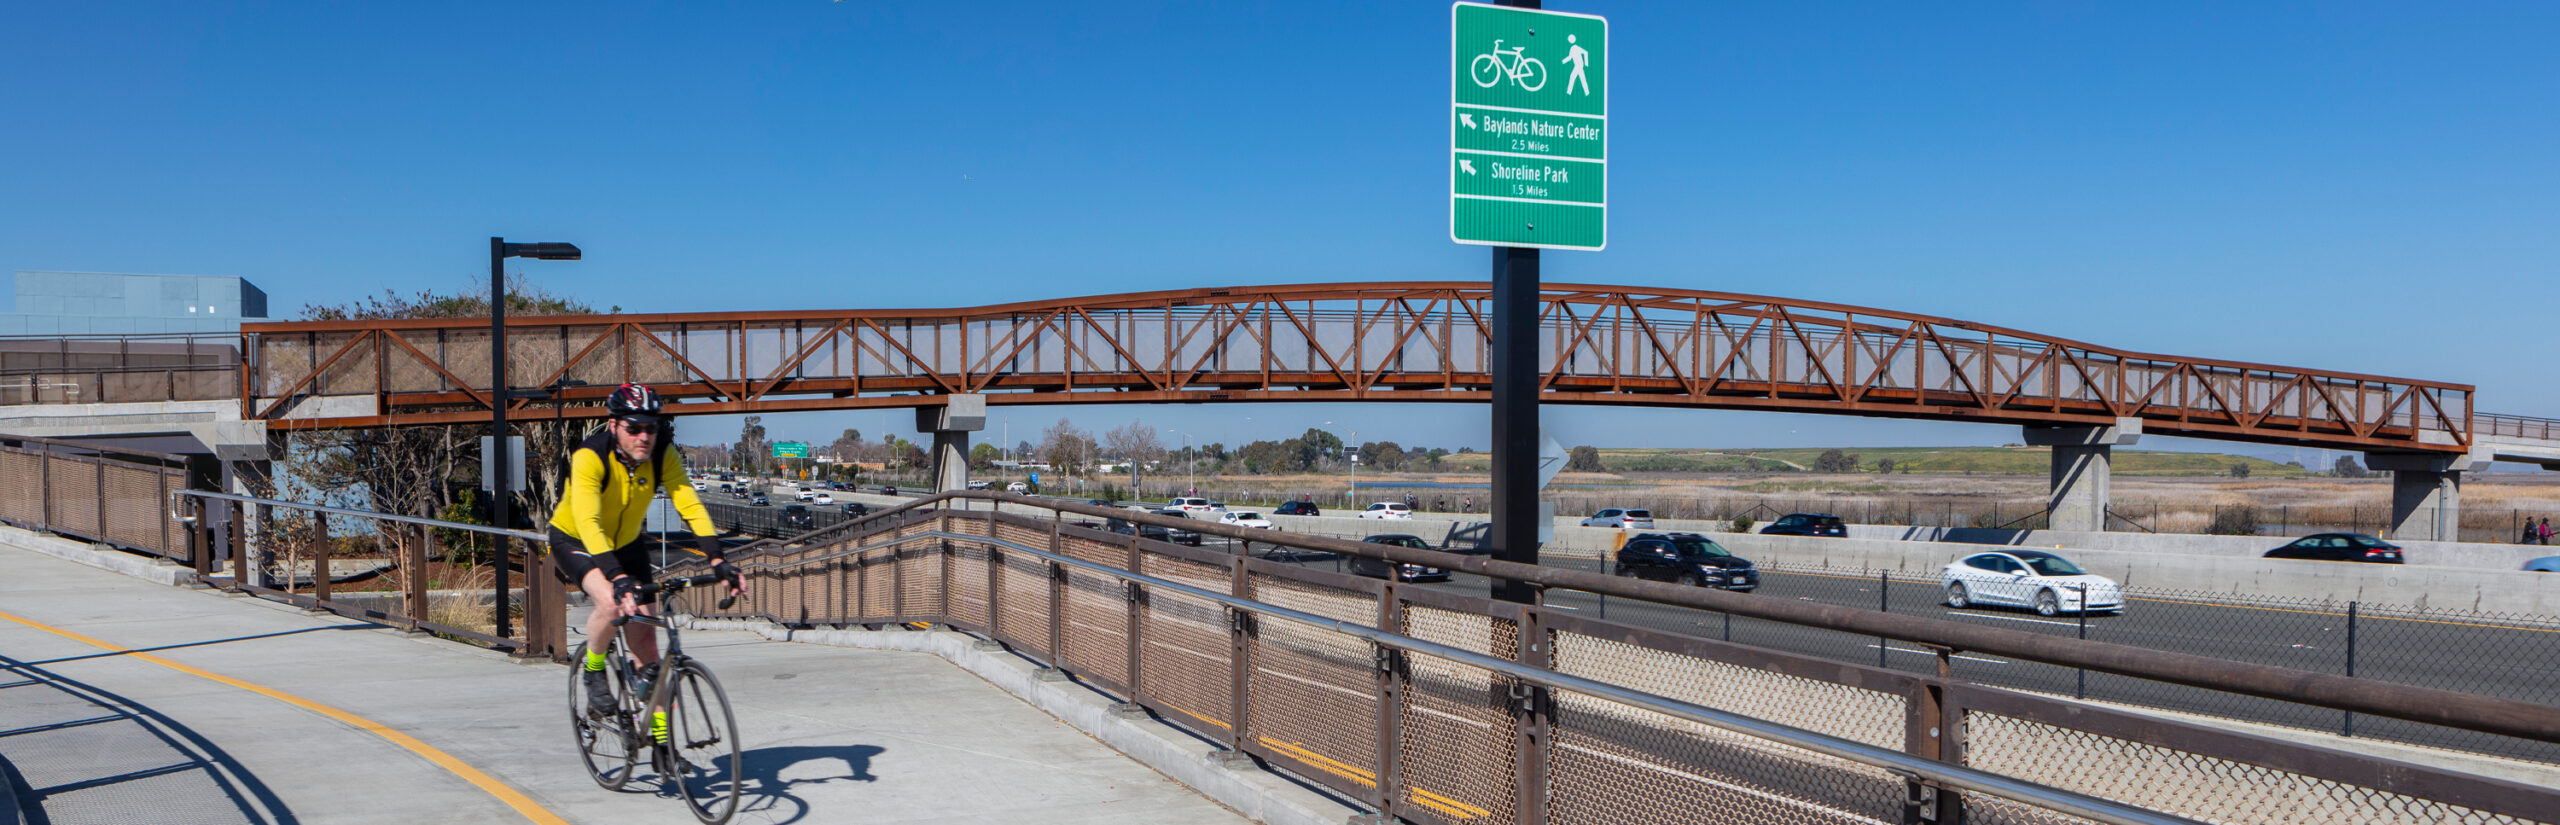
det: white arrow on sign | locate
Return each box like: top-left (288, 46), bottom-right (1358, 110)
top-left (1459, 159), bottom-right (1478, 175)
top-left (1536, 428), bottom-right (1566, 489)
top-left (1459, 112), bottom-right (1477, 128)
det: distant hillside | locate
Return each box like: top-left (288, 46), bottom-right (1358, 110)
top-left (1438, 446), bottom-right (2308, 476)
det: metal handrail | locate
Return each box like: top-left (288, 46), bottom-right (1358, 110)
top-left (173, 488), bottom-right (544, 541)
top-left (820, 490), bottom-right (2560, 746)
top-left (720, 521), bottom-right (2198, 825)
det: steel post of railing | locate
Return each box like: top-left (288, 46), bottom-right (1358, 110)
top-left (1225, 555), bottom-right (1253, 754)
top-left (226, 499), bottom-right (246, 590)
top-left (310, 513), bottom-right (332, 608)
top-left (409, 524), bottom-right (432, 633)
top-left (1371, 580), bottom-right (1406, 819)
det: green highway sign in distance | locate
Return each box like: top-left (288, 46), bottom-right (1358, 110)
top-left (772, 442), bottom-right (809, 459)
top-left (1451, 2), bottom-right (1606, 251)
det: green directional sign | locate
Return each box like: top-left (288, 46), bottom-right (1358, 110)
top-left (771, 442), bottom-right (809, 459)
top-left (1451, 2), bottom-right (1607, 251)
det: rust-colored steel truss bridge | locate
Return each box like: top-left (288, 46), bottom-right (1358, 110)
top-left (240, 282), bottom-right (2473, 452)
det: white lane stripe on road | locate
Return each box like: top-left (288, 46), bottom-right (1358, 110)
top-left (1870, 644), bottom-right (2007, 665)
top-left (1949, 612), bottom-right (2084, 628)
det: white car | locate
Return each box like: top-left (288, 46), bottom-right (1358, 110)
top-left (810, 492), bottom-right (834, 505)
top-left (1578, 508), bottom-right (1655, 529)
top-left (1941, 551), bottom-right (2123, 617)
top-left (1357, 502), bottom-right (1413, 520)
top-left (691, 480), bottom-right (705, 491)
top-left (1006, 481), bottom-right (1028, 492)
top-left (1170, 497), bottom-right (1214, 514)
top-left (1219, 511), bottom-right (1275, 530)
top-left (795, 489), bottom-right (817, 502)
top-left (966, 480), bottom-right (992, 490)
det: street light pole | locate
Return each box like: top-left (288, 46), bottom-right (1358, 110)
top-left (488, 237), bottom-right (579, 644)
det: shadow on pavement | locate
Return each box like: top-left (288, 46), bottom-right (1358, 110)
top-left (0, 654), bottom-right (298, 824)
top-left (715, 744), bottom-right (884, 825)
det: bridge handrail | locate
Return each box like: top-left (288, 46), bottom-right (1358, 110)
top-left (755, 520), bottom-right (2198, 825)
top-left (2478, 412), bottom-right (2560, 440)
top-left (773, 491), bottom-right (2560, 747)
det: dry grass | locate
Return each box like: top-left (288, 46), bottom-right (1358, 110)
top-left (426, 565), bottom-right (497, 635)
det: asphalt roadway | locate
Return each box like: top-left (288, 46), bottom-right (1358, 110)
top-left (0, 541), bottom-right (1253, 825)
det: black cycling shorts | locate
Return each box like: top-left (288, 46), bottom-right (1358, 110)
top-left (548, 527), bottom-right (658, 593)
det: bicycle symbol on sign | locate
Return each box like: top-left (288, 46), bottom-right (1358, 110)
top-left (1469, 40), bottom-right (1547, 92)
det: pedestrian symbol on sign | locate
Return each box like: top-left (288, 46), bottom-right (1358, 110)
top-left (1564, 34), bottom-right (1591, 95)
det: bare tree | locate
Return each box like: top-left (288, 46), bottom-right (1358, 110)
top-left (1040, 418), bottom-right (1095, 476)
top-left (1103, 422), bottom-right (1166, 488)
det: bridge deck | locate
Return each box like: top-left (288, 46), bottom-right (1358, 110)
top-left (0, 541), bottom-right (1249, 825)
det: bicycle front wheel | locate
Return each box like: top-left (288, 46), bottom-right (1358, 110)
top-left (567, 642), bottom-right (639, 790)
top-left (1469, 54), bottom-right (1503, 88)
top-left (666, 659), bottom-right (743, 824)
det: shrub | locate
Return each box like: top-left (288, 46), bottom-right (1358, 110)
top-left (1728, 515), bottom-right (1754, 533)
top-left (2208, 504), bottom-right (2262, 536)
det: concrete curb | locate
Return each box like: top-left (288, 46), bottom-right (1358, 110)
top-left (0, 526), bottom-right (197, 588)
top-left (678, 617), bottom-right (1361, 825)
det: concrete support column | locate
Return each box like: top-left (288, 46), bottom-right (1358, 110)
top-left (915, 395), bottom-right (986, 493)
top-left (2024, 418), bottom-right (2141, 533)
top-left (2366, 451), bottom-right (2476, 543)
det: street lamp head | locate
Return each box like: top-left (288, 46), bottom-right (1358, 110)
top-left (502, 241), bottom-right (583, 260)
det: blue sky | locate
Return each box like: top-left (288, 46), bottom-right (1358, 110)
top-left (4, 2), bottom-right (2553, 459)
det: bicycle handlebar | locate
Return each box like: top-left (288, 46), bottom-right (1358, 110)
top-left (611, 572), bottom-right (740, 627)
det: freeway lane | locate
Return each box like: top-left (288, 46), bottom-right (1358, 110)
top-left (1410, 557), bottom-right (2560, 763)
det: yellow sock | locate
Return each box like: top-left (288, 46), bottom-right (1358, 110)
top-left (584, 649), bottom-right (608, 671)
top-left (651, 711), bottom-right (669, 744)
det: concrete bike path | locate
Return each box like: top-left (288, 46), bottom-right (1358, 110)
top-left (0, 540), bottom-right (1252, 825)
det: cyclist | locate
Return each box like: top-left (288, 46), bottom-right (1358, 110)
top-left (550, 382), bottom-right (742, 718)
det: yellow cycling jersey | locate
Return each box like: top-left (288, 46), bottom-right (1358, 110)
top-left (548, 431), bottom-right (718, 556)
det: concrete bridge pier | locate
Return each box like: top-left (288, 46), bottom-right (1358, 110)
top-left (916, 394), bottom-right (986, 493)
top-left (2365, 451), bottom-right (2476, 543)
top-left (2025, 418), bottom-right (2142, 533)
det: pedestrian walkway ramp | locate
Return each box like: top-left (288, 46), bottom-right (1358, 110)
top-left (0, 542), bottom-right (1262, 825)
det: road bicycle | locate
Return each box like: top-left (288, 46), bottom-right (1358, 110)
top-left (568, 572), bottom-right (745, 824)
top-left (1469, 40), bottom-right (1547, 92)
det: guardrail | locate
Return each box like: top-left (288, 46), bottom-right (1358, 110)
top-left (0, 333), bottom-right (240, 405)
top-left (171, 489), bottom-right (567, 656)
top-left (677, 492), bottom-right (2560, 825)
top-left (0, 434), bottom-right (209, 567)
top-left (2479, 412), bottom-right (2560, 441)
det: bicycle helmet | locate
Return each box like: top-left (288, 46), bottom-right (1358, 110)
top-left (603, 382), bottom-right (665, 423)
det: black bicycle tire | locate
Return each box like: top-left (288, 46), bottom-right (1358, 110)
top-left (569, 641), bottom-right (638, 790)
top-left (668, 658), bottom-right (743, 824)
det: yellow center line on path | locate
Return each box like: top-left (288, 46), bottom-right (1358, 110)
top-left (0, 608), bottom-right (569, 825)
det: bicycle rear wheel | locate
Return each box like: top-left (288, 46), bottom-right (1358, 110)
top-left (568, 641), bottom-right (639, 790)
top-left (665, 658), bottom-right (742, 824)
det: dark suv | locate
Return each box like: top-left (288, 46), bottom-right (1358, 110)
top-left (1106, 514), bottom-right (1202, 546)
top-left (1347, 534), bottom-right (1450, 581)
top-left (1759, 513), bottom-right (1847, 537)
top-left (1274, 501), bottom-right (1321, 516)
top-left (1614, 532), bottom-right (1757, 590)
top-left (779, 504), bottom-right (815, 531)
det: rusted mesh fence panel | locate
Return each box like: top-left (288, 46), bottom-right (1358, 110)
top-left (1962, 711), bottom-right (2555, 825)
top-left (1245, 574), bottom-right (1381, 795)
top-left (1059, 534), bottom-right (1132, 689)
top-left (947, 542), bottom-right (992, 629)
top-left (0, 451), bottom-right (40, 524)
top-left (49, 459), bottom-right (103, 540)
top-left (899, 542), bottom-right (942, 619)
top-left (380, 332), bottom-right (446, 393)
top-left (561, 329), bottom-right (628, 389)
top-left (1546, 628), bottom-right (1908, 825)
top-left (99, 466), bottom-right (175, 558)
top-left (312, 335), bottom-right (379, 396)
top-left (1137, 551), bottom-right (1236, 738)
top-left (1398, 606), bottom-right (1519, 825)
top-left (860, 547), bottom-right (897, 621)
top-left (998, 550), bottom-right (1052, 657)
